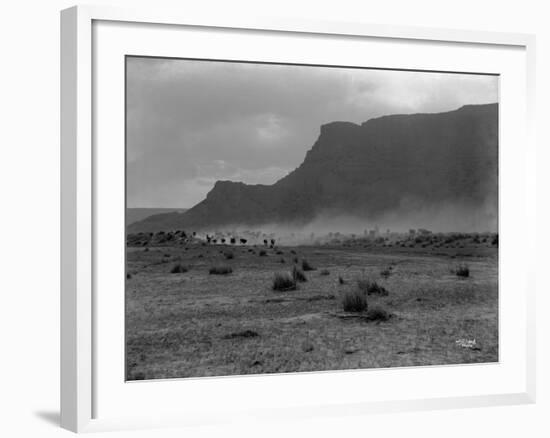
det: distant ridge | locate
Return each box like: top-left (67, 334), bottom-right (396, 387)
top-left (126, 208), bottom-right (187, 227)
top-left (128, 103), bottom-right (498, 233)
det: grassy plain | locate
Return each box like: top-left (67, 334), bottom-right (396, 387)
top-left (125, 240), bottom-right (498, 380)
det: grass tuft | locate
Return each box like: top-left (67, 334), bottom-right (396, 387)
top-left (224, 251), bottom-right (234, 260)
top-left (259, 250), bottom-right (267, 257)
top-left (292, 266), bottom-right (308, 283)
top-left (341, 288), bottom-right (368, 312)
top-left (170, 264), bottom-right (188, 274)
top-left (357, 277), bottom-right (389, 296)
top-left (209, 265), bottom-right (233, 275)
top-left (455, 263), bottom-right (470, 277)
top-left (366, 305), bottom-right (391, 322)
top-left (302, 259), bottom-right (316, 271)
top-left (320, 269), bottom-right (330, 276)
top-left (272, 272), bottom-right (298, 291)
top-left (223, 330), bottom-right (259, 339)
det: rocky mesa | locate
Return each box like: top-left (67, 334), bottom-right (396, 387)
top-left (128, 103), bottom-right (498, 233)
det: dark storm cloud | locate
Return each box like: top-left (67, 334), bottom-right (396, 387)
top-left (126, 57), bottom-right (498, 208)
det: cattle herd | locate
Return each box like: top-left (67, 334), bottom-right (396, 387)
top-left (126, 228), bottom-right (498, 252)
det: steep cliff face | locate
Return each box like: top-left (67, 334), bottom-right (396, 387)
top-left (128, 103), bottom-right (498, 233)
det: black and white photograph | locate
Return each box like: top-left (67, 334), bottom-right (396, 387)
top-left (125, 56), bottom-right (499, 381)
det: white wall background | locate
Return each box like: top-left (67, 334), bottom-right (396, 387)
top-left (0, 1), bottom-right (547, 437)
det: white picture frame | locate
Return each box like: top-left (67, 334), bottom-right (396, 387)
top-left (60, 4), bottom-right (537, 433)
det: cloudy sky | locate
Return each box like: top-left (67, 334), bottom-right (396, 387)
top-left (126, 57), bottom-right (498, 208)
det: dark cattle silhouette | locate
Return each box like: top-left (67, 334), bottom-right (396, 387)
top-left (230, 237), bottom-right (236, 245)
top-left (270, 238), bottom-right (275, 246)
top-left (221, 238), bottom-right (226, 244)
top-left (240, 238), bottom-right (247, 245)
top-left (263, 239), bottom-right (268, 246)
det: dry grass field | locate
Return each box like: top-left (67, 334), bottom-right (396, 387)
top-left (125, 237), bottom-right (498, 380)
